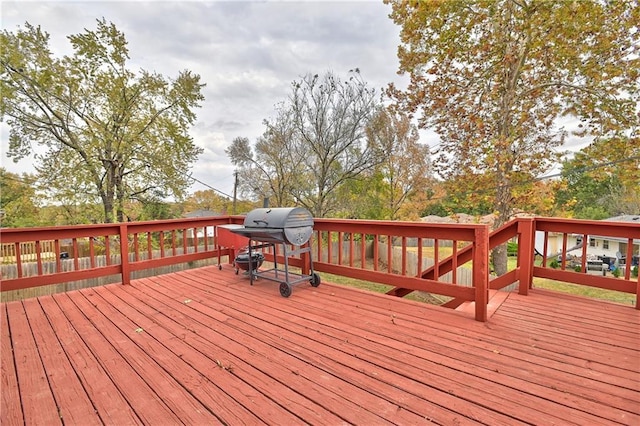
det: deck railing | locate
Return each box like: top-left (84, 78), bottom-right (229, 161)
top-left (0, 216), bottom-right (243, 291)
top-left (1, 216), bottom-right (638, 321)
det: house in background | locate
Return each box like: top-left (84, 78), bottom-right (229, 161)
top-left (537, 215), bottom-right (640, 268)
top-left (590, 215), bottom-right (640, 266)
top-left (184, 210), bottom-right (223, 239)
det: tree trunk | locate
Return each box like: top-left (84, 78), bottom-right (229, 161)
top-left (492, 179), bottom-right (512, 276)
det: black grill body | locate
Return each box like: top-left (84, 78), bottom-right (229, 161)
top-left (232, 207), bottom-right (314, 246)
top-left (229, 207), bottom-right (320, 297)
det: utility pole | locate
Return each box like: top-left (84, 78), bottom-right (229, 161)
top-left (232, 170), bottom-right (238, 214)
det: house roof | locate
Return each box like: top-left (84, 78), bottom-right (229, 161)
top-left (183, 209), bottom-right (222, 218)
top-left (603, 215), bottom-right (640, 223)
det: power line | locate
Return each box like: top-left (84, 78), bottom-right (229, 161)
top-left (185, 173), bottom-right (234, 199)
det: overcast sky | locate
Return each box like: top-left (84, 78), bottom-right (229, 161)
top-left (1, 0), bottom-right (420, 198)
top-left (2, 0), bottom-right (591, 201)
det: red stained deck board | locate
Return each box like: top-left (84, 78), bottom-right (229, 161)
top-left (312, 284), bottom-right (640, 416)
top-left (21, 298), bottom-right (102, 426)
top-left (50, 292), bottom-right (182, 425)
top-left (5, 301), bottom-right (61, 425)
top-left (129, 275), bottom-right (422, 426)
top-left (168, 276), bottom-right (523, 425)
top-left (496, 295), bottom-right (640, 343)
top-left (2, 265), bottom-right (640, 426)
top-left (93, 285), bottom-right (296, 425)
top-left (174, 268), bottom-right (632, 425)
top-left (67, 289), bottom-right (222, 425)
top-left (345, 283), bottom-right (639, 387)
top-left (1, 304), bottom-right (23, 426)
top-left (100, 283), bottom-right (348, 426)
top-left (491, 308), bottom-right (639, 368)
top-left (36, 296), bottom-right (142, 425)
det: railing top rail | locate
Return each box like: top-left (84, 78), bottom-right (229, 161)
top-left (313, 218), bottom-right (487, 240)
top-left (535, 217), bottom-right (640, 240)
top-left (0, 216), bottom-right (237, 244)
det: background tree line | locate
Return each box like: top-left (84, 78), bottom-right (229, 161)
top-left (2, 2), bottom-right (638, 279)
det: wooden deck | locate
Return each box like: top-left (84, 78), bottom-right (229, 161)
top-left (2, 265), bottom-right (639, 425)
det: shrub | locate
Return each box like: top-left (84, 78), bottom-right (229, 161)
top-left (612, 267), bottom-right (621, 278)
top-left (574, 265), bottom-right (582, 273)
top-left (549, 258), bottom-right (560, 269)
top-left (507, 241), bottom-right (518, 256)
top-left (631, 266), bottom-right (638, 278)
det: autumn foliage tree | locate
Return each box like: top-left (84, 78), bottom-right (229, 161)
top-left (385, 0), bottom-right (639, 275)
top-left (366, 109), bottom-right (431, 220)
top-left (1, 19), bottom-right (205, 223)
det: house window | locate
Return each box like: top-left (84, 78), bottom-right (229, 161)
top-left (603, 240), bottom-right (609, 249)
top-left (589, 238), bottom-right (596, 247)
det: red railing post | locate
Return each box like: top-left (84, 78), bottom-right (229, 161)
top-left (301, 243), bottom-right (311, 276)
top-left (517, 218), bottom-right (535, 295)
top-left (474, 225), bottom-right (489, 322)
top-left (119, 223), bottom-right (130, 285)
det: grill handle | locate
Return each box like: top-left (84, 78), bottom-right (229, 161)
top-left (253, 219), bottom-right (269, 226)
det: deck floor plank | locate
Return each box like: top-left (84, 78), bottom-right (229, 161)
top-left (149, 273), bottom-right (493, 425)
top-left (2, 265), bottom-right (639, 426)
top-left (5, 301), bottom-right (62, 426)
top-left (21, 298), bottom-right (103, 425)
top-left (1, 304), bottom-right (23, 426)
top-left (174, 275), bottom-right (552, 425)
top-left (130, 276), bottom-right (421, 425)
top-left (51, 292), bottom-right (183, 425)
top-left (181, 268), bottom-right (633, 425)
top-left (97, 283), bottom-right (310, 425)
top-left (68, 288), bottom-right (224, 425)
top-left (36, 296), bottom-right (143, 425)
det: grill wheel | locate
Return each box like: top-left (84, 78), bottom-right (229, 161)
top-left (279, 282), bottom-right (292, 297)
top-left (310, 272), bottom-right (321, 287)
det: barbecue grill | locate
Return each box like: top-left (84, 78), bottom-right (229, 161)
top-left (230, 207), bottom-right (320, 297)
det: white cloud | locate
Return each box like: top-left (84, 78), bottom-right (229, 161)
top-left (1, 0), bottom-right (410, 196)
top-left (1, 0), bottom-right (593, 199)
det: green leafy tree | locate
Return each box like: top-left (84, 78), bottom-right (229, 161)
top-left (386, 0), bottom-right (639, 275)
top-left (1, 19), bottom-right (205, 223)
top-left (182, 189), bottom-right (234, 215)
top-left (556, 137), bottom-right (640, 218)
top-left (0, 169), bottom-right (39, 227)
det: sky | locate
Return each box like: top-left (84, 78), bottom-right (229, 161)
top-left (1, 0), bottom-right (419, 198)
top-left (1, 0), bottom-right (593, 201)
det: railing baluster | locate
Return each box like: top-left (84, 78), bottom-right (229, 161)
top-left (401, 236), bottom-right (407, 276)
top-left (417, 237), bottom-right (423, 278)
top-left (373, 234), bottom-right (379, 271)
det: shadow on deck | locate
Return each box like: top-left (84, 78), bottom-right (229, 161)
top-left (2, 266), bottom-right (639, 425)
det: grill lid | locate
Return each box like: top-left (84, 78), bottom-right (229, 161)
top-left (235, 207), bottom-right (314, 246)
top-left (243, 207), bottom-right (313, 229)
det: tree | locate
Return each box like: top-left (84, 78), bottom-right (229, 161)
top-left (226, 107), bottom-right (302, 207)
top-left (227, 70), bottom-right (381, 217)
top-left (366, 108), bottom-right (431, 220)
top-left (1, 19), bottom-right (205, 223)
top-left (386, 0), bottom-right (639, 275)
top-left (0, 169), bottom-right (39, 227)
top-left (555, 137), bottom-right (640, 218)
top-left (289, 70), bottom-right (381, 217)
top-left (182, 189), bottom-right (233, 215)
